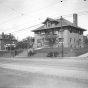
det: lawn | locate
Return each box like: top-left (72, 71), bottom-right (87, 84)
top-left (75, 47), bottom-right (88, 56)
top-left (34, 47), bottom-right (71, 53)
top-left (0, 49), bottom-right (24, 57)
top-left (34, 47), bottom-right (88, 57)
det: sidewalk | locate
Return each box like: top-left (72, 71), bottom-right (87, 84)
top-left (78, 52), bottom-right (88, 58)
top-left (0, 63), bottom-right (88, 81)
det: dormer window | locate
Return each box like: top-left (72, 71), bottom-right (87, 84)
top-left (48, 22), bottom-right (51, 27)
top-left (43, 17), bottom-right (59, 28)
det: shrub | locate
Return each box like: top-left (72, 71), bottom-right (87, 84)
top-left (46, 52), bottom-right (53, 57)
top-left (46, 52), bottom-right (59, 57)
top-left (28, 51), bottom-right (36, 57)
top-left (54, 52), bottom-right (59, 57)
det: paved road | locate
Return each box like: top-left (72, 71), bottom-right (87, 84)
top-left (0, 57), bottom-right (88, 88)
top-left (0, 57), bottom-right (88, 71)
top-left (0, 67), bottom-right (88, 88)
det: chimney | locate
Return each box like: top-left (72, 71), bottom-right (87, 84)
top-left (73, 13), bottom-right (77, 26)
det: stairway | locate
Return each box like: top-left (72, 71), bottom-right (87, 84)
top-left (15, 50), bottom-right (28, 57)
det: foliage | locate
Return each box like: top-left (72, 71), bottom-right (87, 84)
top-left (45, 33), bottom-right (57, 48)
top-left (16, 41), bottom-right (25, 49)
top-left (2, 32), bottom-right (15, 40)
top-left (45, 32), bottom-right (57, 57)
top-left (16, 36), bottom-right (34, 49)
top-left (46, 52), bottom-right (59, 57)
top-left (46, 52), bottom-right (53, 57)
top-left (22, 36), bottom-right (34, 43)
top-left (28, 50), bottom-right (36, 57)
top-left (84, 37), bottom-right (88, 44)
top-left (54, 52), bottom-right (59, 57)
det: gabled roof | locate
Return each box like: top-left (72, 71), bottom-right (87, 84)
top-left (32, 17), bottom-right (86, 32)
top-left (42, 17), bottom-right (59, 24)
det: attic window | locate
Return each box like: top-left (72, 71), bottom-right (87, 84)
top-left (48, 22), bottom-right (51, 27)
top-left (70, 29), bottom-right (72, 33)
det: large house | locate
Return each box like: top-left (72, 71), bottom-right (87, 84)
top-left (32, 14), bottom-right (86, 48)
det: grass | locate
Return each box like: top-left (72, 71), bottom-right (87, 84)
top-left (34, 47), bottom-right (71, 53)
top-left (34, 47), bottom-right (73, 57)
top-left (0, 49), bottom-right (24, 57)
top-left (75, 47), bottom-right (88, 56)
top-left (34, 47), bottom-right (88, 57)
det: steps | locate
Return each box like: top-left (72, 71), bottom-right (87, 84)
top-left (15, 50), bottom-right (28, 57)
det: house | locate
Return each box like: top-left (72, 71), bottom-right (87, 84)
top-left (0, 33), bottom-right (17, 50)
top-left (32, 14), bottom-right (86, 48)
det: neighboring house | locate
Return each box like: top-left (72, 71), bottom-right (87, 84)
top-left (32, 14), bottom-right (86, 48)
top-left (0, 33), bottom-right (17, 50)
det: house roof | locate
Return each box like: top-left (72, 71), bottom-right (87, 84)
top-left (42, 17), bottom-right (59, 24)
top-left (32, 17), bottom-right (86, 32)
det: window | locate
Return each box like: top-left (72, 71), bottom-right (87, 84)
top-left (37, 31), bottom-right (41, 35)
top-left (48, 22), bottom-right (51, 27)
top-left (70, 38), bottom-right (72, 42)
top-left (41, 31), bottom-right (45, 35)
top-left (59, 38), bottom-right (64, 42)
top-left (37, 39), bottom-right (41, 43)
top-left (79, 31), bottom-right (83, 35)
top-left (45, 21), bottom-right (51, 27)
top-left (54, 31), bottom-right (58, 35)
top-left (70, 29), bottom-right (72, 33)
top-left (79, 39), bottom-right (81, 43)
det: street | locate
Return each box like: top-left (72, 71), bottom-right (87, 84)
top-left (0, 67), bottom-right (88, 88)
top-left (0, 57), bottom-right (88, 88)
top-left (0, 57), bottom-right (88, 71)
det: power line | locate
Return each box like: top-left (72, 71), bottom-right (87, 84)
top-left (0, 0), bottom-right (88, 33)
top-left (49, 5), bottom-right (88, 18)
top-left (0, 0), bottom-right (88, 27)
top-left (0, 19), bottom-right (43, 32)
top-left (9, 23), bottom-right (42, 34)
top-left (3, 10), bottom-right (88, 34)
top-left (0, 0), bottom-right (63, 26)
top-left (0, 3), bottom-right (40, 19)
top-left (0, 15), bottom-right (23, 25)
top-left (10, 11), bottom-right (88, 34)
top-left (25, 0), bottom-right (64, 15)
top-left (5, 9), bottom-right (88, 32)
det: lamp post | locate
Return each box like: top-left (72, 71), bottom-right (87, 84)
top-left (61, 16), bottom-right (63, 58)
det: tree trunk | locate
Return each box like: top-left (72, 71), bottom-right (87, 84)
top-left (51, 46), bottom-right (54, 57)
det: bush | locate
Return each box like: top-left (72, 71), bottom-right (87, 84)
top-left (54, 52), bottom-right (59, 57)
top-left (46, 52), bottom-right (53, 57)
top-left (28, 50), bottom-right (36, 57)
top-left (46, 52), bottom-right (59, 57)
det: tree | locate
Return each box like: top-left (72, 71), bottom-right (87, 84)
top-left (8, 33), bottom-right (15, 40)
top-left (2, 32), bottom-right (15, 40)
top-left (45, 32), bottom-right (57, 57)
top-left (22, 36), bottom-right (34, 48)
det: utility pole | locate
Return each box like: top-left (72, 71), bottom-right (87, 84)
top-left (61, 16), bottom-right (63, 58)
top-left (27, 39), bottom-right (29, 57)
top-left (27, 37), bottom-right (30, 57)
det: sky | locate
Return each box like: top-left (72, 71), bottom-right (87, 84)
top-left (0, 0), bottom-right (88, 40)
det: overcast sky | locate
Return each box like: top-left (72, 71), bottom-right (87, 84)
top-left (0, 0), bottom-right (88, 40)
